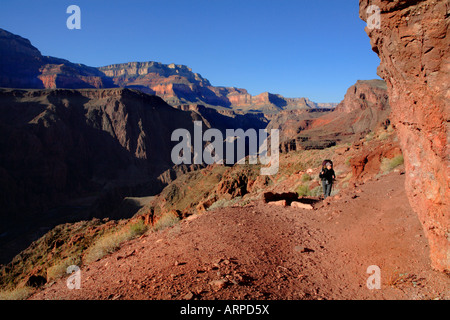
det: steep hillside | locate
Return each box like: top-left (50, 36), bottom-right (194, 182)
top-left (0, 87), bottom-right (204, 264)
top-left (1, 125), bottom-right (410, 298)
top-left (29, 171), bottom-right (450, 300)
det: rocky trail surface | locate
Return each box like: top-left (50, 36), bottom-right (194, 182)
top-left (31, 172), bottom-right (449, 300)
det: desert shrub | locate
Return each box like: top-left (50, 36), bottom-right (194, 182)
top-left (84, 220), bottom-right (148, 263)
top-left (0, 286), bottom-right (34, 300)
top-left (381, 155), bottom-right (404, 173)
top-left (310, 186), bottom-right (323, 197)
top-left (207, 199), bottom-right (228, 211)
top-left (378, 131), bottom-right (390, 141)
top-left (387, 124), bottom-right (395, 133)
top-left (153, 212), bottom-right (180, 232)
top-left (129, 219), bottom-right (147, 236)
top-left (208, 197), bottom-right (243, 211)
top-left (296, 184), bottom-right (310, 197)
top-left (301, 174), bottom-right (312, 182)
top-left (46, 256), bottom-right (81, 282)
top-left (365, 132), bottom-right (376, 141)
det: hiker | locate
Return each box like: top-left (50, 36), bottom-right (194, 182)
top-left (319, 160), bottom-right (335, 199)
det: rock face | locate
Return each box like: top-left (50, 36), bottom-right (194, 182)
top-left (0, 29), bottom-right (44, 88)
top-left (335, 80), bottom-right (389, 114)
top-left (268, 79), bottom-right (391, 151)
top-left (360, 0), bottom-right (449, 271)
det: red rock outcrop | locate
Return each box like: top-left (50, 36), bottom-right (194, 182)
top-left (268, 79), bottom-right (391, 151)
top-left (99, 61), bottom-right (338, 112)
top-left (360, 0), bottom-right (449, 271)
top-left (335, 80), bottom-right (389, 114)
top-left (0, 28), bottom-right (114, 90)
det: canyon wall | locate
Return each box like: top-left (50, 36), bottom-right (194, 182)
top-left (360, 0), bottom-right (449, 271)
top-left (268, 79), bottom-right (391, 152)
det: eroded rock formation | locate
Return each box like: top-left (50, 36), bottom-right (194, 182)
top-left (268, 79), bottom-right (391, 151)
top-left (360, 0), bottom-right (449, 271)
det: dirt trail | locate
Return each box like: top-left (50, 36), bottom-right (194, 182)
top-left (31, 172), bottom-right (449, 300)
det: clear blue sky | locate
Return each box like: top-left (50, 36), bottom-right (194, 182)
top-left (0, 0), bottom-right (381, 103)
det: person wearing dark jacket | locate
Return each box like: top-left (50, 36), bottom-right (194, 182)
top-left (319, 162), bottom-right (335, 199)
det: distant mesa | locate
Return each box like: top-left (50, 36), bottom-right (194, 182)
top-left (0, 28), bottom-right (336, 113)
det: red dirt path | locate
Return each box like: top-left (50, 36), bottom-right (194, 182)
top-left (31, 172), bottom-right (449, 300)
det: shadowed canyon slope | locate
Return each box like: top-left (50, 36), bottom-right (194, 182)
top-left (360, 0), bottom-right (449, 272)
top-left (0, 88), bottom-right (204, 263)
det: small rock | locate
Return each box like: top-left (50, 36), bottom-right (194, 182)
top-left (183, 292), bottom-right (194, 300)
top-left (291, 201), bottom-right (314, 210)
top-left (269, 200), bottom-right (287, 207)
top-left (209, 279), bottom-right (228, 291)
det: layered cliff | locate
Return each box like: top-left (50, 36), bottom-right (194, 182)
top-left (98, 61), bottom-right (337, 112)
top-left (0, 29), bottom-right (113, 90)
top-left (360, 0), bottom-right (449, 271)
top-left (0, 28), bottom-right (336, 113)
top-left (268, 79), bottom-right (391, 151)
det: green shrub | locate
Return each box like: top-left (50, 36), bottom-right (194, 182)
top-left (381, 155), bottom-right (404, 173)
top-left (0, 286), bottom-right (34, 300)
top-left (129, 219), bottom-right (147, 237)
top-left (301, 174), bottom-right (312, 182)
top-left (84, 220), bottom-right (148, 263)
top-left (153, 212), bottom-right (180, 232)
top-left (378, 131), bottom-right (390, 141)
top-left (46, 256), bottom-right (81, 282)
top-left (296, 185), bottom-right (310, 197)
top-left (208, 197), bottom-right (243, 211)
top-left (365, 132), bottom-right (376, 141)
top-left (310, 186), bottom-right (323, 197)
